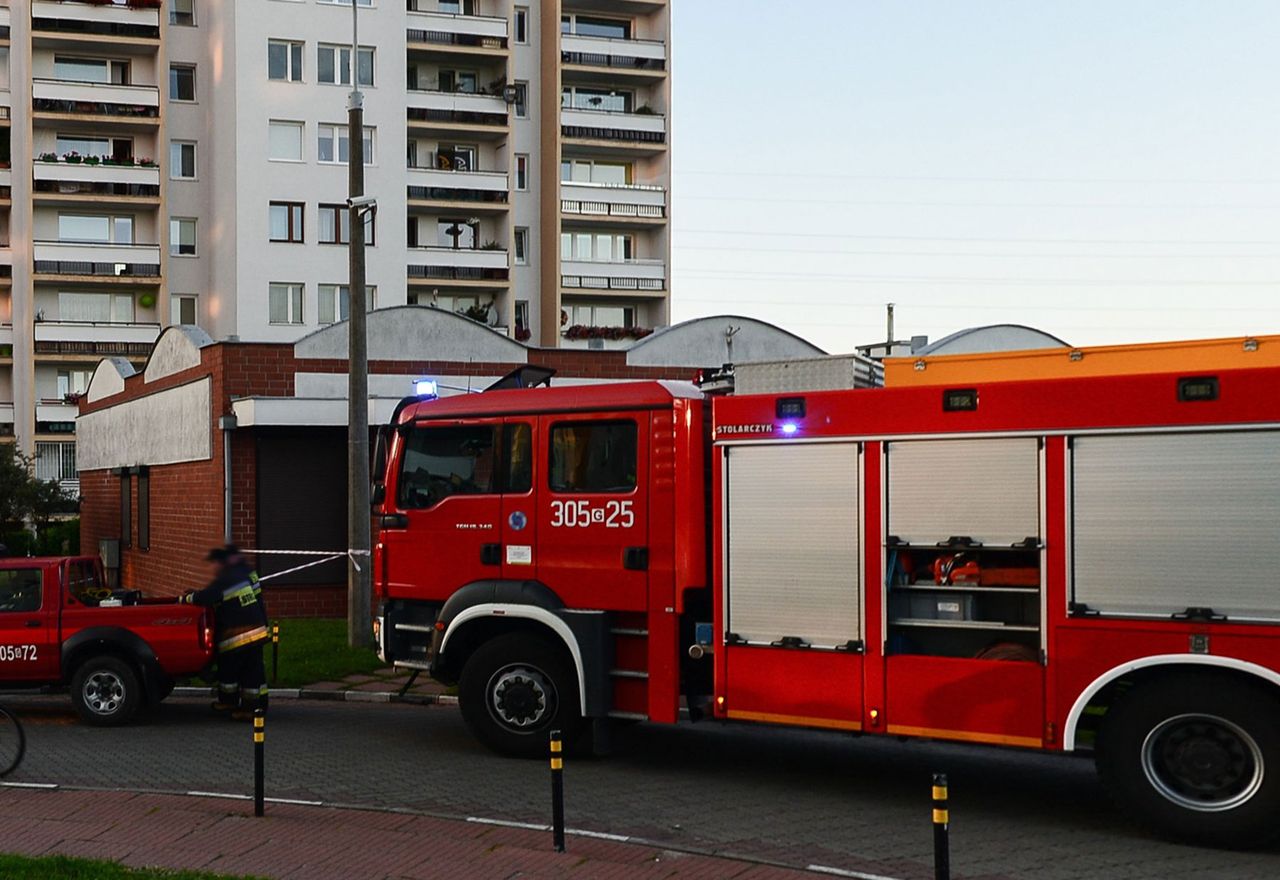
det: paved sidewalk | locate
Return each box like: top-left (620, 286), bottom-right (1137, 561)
top-left (0, 788), bottom-right (818, 880)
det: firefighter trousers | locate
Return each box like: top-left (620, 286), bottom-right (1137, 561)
top-left (215, 641), bottom-right (268, 712)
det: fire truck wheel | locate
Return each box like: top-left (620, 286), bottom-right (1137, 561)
top-left (1096, 673), bottom-right (1280, 848)
top-left (70, 655), bottom-right (143, 727)
top-left (459, 633), bottom-right (582, 758)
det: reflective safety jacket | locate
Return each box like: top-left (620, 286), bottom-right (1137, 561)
top-left (186, 561), bottom-right (269, 653)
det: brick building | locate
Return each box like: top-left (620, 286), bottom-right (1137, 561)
top-left (77, 307), bottom-right (822, 616)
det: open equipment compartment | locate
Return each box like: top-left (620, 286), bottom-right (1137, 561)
top-left (884, 436), bottom-right (1043, 661)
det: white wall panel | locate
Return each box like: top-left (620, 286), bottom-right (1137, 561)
top-left (77, 378), bottom-right (211, 471)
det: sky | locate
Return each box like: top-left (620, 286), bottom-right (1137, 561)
top-left (668, 1), bottom-right (1280, 353)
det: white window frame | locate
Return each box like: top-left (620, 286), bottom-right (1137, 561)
top-left (318, 124), bottom-right (374, 165)
top-left (514, 6), bottom-right (529, 44)
top-left (169, 140), bottom-right (197, 180)
top-left (169, 63), bottom-right (196, 102)
top-left (168, 0), bottom-right (195, 27)
top-left (317, 44), bottom-right (374, 87)
top-left (170, 294), bottom-right (198, 326)
top-left (515, 154), bottom-right (529, 191)
top-left (57, 213), bottom-right (134, 245)
top-left (268, 283), bottom-right (304, 325)
top-left (267, 40), bottom-right (304, 83)
top-left (513, 81), bottom-right (529, 119)
top-left (514, 227), bottom-right (529, 265)
top-left (267, 120), bottom-right (304, 162)
top-left (318, 284), bottom-right (377, 325)
top-left (169, 217), bottom-right (197, 256)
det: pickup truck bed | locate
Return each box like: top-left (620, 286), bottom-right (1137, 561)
top-left (0, 555), bottom-right (213, 724)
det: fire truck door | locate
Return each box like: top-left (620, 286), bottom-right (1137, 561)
top-left (536, 412), bottom-right (650, 610)
top-left (382, 420), bottom-right (504, 597)
top-left (499, 421), bottom-right (537, 580)
top-left (0, 563), bottom-right (58, 680)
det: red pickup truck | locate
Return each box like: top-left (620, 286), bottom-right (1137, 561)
top-left (0, 555), bottom-right (213, 725)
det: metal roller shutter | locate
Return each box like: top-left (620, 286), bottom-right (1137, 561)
top-left (725, 442), bottom-right (860, 647)
top-left (887, 438), bottom-right (1040, 545)
top-left (256, 430), bottom-right (348, 586)
top-left (1072, 431), bottom-right (1280, 619)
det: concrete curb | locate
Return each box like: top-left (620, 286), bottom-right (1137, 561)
top-left (172, 686), bottom-right (459, 707)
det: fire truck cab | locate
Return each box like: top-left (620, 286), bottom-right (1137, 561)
top-left (375, 364), bottom-right (1280, 848)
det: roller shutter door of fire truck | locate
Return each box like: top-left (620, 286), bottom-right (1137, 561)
top-left (1071, 431), bottom-right (1280, 619)
top-left (725, 443), bottom-right (860, 648)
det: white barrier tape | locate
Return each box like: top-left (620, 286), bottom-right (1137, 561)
top-left (237, 549), bottom-right (372, 582)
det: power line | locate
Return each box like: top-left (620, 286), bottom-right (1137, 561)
top-left (678, 194), bottom-right (1280, 210)
top-left (673, 229), bottom-right (1280, 246)
top-left (674, 296), bottom-right (1280, 314)
top-left (673, 244), bottom-right (1280, 260)
top-left (677, 169), bottom-right (1280, 186)
top-left (678, 269), bottom-right (1280, 286)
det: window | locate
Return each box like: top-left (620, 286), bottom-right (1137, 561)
top-left (514, 6), bottom-right (529, 44)
top-left (437, 219), bottom-right (478, 249)
top-left (318, 284), bottom-right (377, 324)
top-left (170, 141), bottom-right (196, 179)
top-left (169, 0), bottom-right (195, 26)
top-left (269, 202), bottom-right (304, 243)
top-left (398, 425), bottom-right (497, 509)
top-left (268, 40), bottom-right (304, 82)
top-left (57, 135), bottom-right (132, 162)
top-left (513, 81), bottom-right (528, 118)
top-left (570, 304), bottom-right (634, 328)
top-left (515, 154), bottom-right (529, 191)
top-left (561, 13), bottom-right (631, 39)
top-left (561, 159), bottom-right (630, 185)
top-left (169, 64), bottom-right (196, 101)
top-left (0, 49), bottom-right (9, 92)
top-left (268, 121), bottom-right (303, 161)
top-left (171, 294), bottom-right (198, 326)
top-left (57, 369), bottom-right (93, 399)
top-left (560, 232), bottom-right (633, 262)
top-left (170, 218), bottom-right (197, 256)
top-left (439, 0), bottom-right (476, 14)
top-left (0, 569), bottom-right (42, 614)
top-left (268, 283), bottom-right (304, 324)
top-left (549, 421), bottom-right (637, 493)
top-left (58, 292), bottom-right (135, 323)
top-left (562, 86), bottom-right (632, 113)
top-left (318, 124), bottom-right (374, 164)
top-left (120, 470), bottom-right (131, 548)
top-left (318, 44), bottom-right (374, 87)
top-left (58, 214), bottom-right (133, 244)
top-left (434, 144), bottom-right (477, 172)
top-left (438, 69), bottom-right (479, 94)
top-left (35, 442), bottom-right (77, 484)
top-left (505, 424), bottom-right (532, 494)
top-left (318, 204), bottom-right (374, 245)
top-left (54, 57), bottom-right (129, 85)
top-left (515, 300), bottom-right (530, 333)
top-left (514, 227), bottom-right (529, 265)
top-left (138, 470), bottom-right (150, 551)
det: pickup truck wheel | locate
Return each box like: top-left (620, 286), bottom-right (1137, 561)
top-left (71, 656), bottom-right (142, 726)
top-left (459, 633), bottom-right (583, 758)
top-left (1096, 673), bottom-right (1280, 849)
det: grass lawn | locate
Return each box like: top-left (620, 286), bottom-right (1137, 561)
top-left (269, 617), bottom-right (385, 688)
top-left (0, 854), bottom-right (265, 879)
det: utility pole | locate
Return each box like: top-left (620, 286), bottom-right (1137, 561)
top-left (346, 0), bottom-right (372, 648)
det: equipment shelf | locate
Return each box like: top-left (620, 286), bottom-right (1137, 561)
top-left (891, 584), bottom-right (1039, 595)
top-left (889, 618), bottom-right (1040, 633)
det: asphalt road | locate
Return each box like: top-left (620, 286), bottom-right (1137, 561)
top-left (4, 696), bottom-right (1277, 880)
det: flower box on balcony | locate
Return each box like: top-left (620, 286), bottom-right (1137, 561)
top-left (563, 324), bottom-right (653, 341)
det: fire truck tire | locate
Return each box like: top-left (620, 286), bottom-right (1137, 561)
top-left (70, 655), bottom-right (143, 727)
top-left (459, 633), bottom-right (583, 758)
top-left (1095, 673), bottom-right (1280, 848)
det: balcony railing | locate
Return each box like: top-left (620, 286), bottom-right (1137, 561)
top-left (562, 258), bottom-right (666, 292)
top-left (34, 157), bottom-right (161, 198)
top-left (33, 320), bottom-right (160, 357)
top-left (0, 324), bottom-right (13, 348)
top-left (406, 9), bottom-right (507, 50)
top-left (407, 89), bottom-right (509, 128)
top-left (408, 166), bottom-right (509, 204)
top-left (561, 107), bottom-right (666, 144)
top-left (32, 79), bottom-right (161, 120)
top-left (561, 181), bottom-right (666, 219)
top-left (32, 0), bottom-right (161, 40)
top-left (0, 403), bottom-right (14, 428)
top-left (33, 240), bottom-right (162, 278)
top-left (561, 33), bottom-right (666, 71)
top-left (407, 246), bottom-right (509, 282)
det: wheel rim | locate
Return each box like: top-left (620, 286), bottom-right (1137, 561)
top-left (486, 663), bottom-right (556, 733)
top-left (1140, 713), bottom-right (1264, 812)
top-left (82, 670), bottom-right (126, 716)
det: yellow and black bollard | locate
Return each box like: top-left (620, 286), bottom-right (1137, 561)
top-left (253, 709), bottom-right (265, 817)
top-left (270, 623), bottom-right (280, 684)
top-left (549, 729), bottom-right (565, 853)
top-left (932, 772), bottom-right (950, 880)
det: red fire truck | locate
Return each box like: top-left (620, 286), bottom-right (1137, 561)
top-left (373, 364), bottom-right (1280, 847)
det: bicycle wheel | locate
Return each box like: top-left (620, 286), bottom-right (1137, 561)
top-left (0, 705), bottom-right (26, 778)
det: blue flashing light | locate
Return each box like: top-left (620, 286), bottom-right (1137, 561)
top-left (414, 379), bottom-right (439, 398)
top-left (780, 422), bottom-right (799, 435)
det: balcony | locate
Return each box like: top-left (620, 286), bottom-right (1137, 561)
top-left (406, 9), bottom-right (507, 55)
top-left (561, 181), bottom-right (666, 224)
top-left (561, 34), bottom-right (667, 82)
top-left (34, 156), bottom-right (161, 202)
top-left (407, 246), bottom-right (509, 286)
top-left (32, 79), bottom-right (161, 127)
top-left (562, 259), bottom-right (666, 294)
top-left (408, 90), bottom-right (509, 137)
top-left (31, 0), bottom-right (161, 45)
top-left (36, 401), bottom-right (79, 424)
top-left (33, 240), bottom-right (162, 282)
top-left (408, 166), bottom-right (509, 211)
top-left (561, 107), bottom-right (666, 151)
top-left (33, 320), bottom-right (159, 358)
top-left (0, 403), bottom-right (14, 429)
top-left (0, 323), bottom-right (12, 349)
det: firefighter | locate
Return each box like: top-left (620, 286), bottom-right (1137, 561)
top-left (182, 545), bottom-right (269, 720)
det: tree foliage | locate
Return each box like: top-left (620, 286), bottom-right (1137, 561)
top-left (0, 443), bottom-right (77, 534)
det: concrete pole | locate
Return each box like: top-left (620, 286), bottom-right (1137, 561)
top-left (346, 0), bottom-right (372, 648)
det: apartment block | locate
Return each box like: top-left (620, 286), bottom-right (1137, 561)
top-left (0, 0), bottom-right (672, 493)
